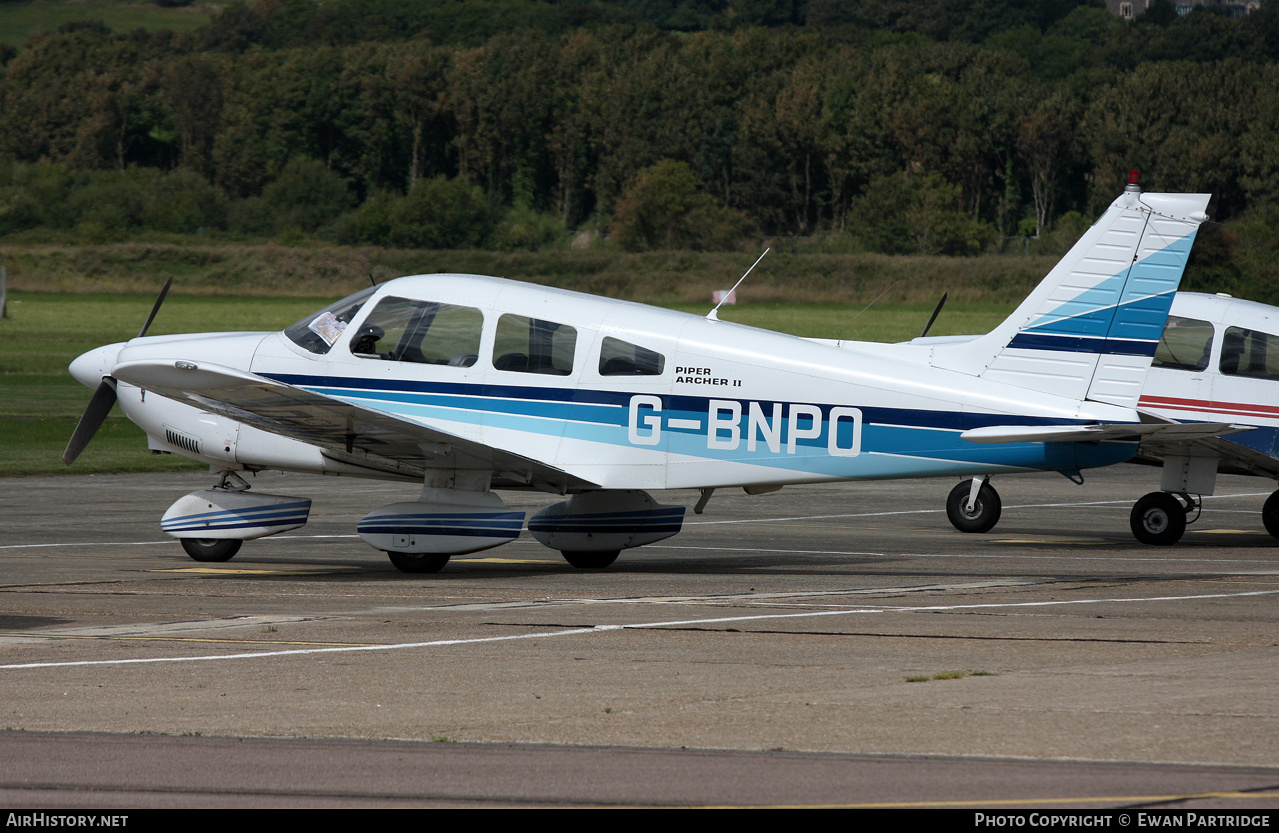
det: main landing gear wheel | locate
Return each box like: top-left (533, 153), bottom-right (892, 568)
top-left (561, 550), bottom-right (620, 569)
top-left (181, 538), bottom-right (242, 563)
top-left (387, 552), bottom-right (451, 574)
top-left (946, 479), bottom-right (1002, 533)
top-left (1130, 492), bottom-right (1187, 546)
top-left (1263, 491), bottom-right (1279, 540)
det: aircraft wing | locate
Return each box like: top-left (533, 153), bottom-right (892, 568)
top-left (960, 421), bottom-right (1253, 445)
top-left (1128, 408), bottom-right (1279, 478)
top-left (1132, 432), bottom-right (1279, 480)
top-left (961, 417), bottom-right (1277, 478)
top-left (111, 359), bottom-right (599, 491)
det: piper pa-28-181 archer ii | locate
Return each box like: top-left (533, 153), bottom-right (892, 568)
top-left (63, 178), bottom-right (1240, 573)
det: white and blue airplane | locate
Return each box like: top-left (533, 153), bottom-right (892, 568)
top-left (930, 288), bottom-right (1279, 545)
top-left (1116, 290), bottom-right (1279, 544)
top-left (63, 179), bottom-right (1235, 572)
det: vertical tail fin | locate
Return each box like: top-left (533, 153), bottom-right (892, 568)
top-left (931, 183), bottom-right (1211, 409)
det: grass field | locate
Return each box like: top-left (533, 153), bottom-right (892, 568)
top-left (1, 292), bottom-right (322, 476)
top-left (0, 1), bottom-right (215, 48)
top-left (0, 289), bottom-right (1008, 477)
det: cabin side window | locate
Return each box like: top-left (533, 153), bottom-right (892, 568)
top-left (284, 286), bottom-right (377, 355)
top-left (598, 336), bottom-right (665, 376)
top-left (1152, 316), bottom-right (1214, 372)
top-left (492, 314), bottom-right (576, 375)
top-left (1220, 326), bottom-right (1279, 381)
top-left (349, 297), bottom-right (482, 367)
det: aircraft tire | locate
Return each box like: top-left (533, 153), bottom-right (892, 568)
top-left (1130, 492), bottom-right (1186, 545)
top-left (387, 552), bottom-right (450, 574)
top-left (561, 550), bottom-right (620, 569)
top-left (946, 480), bottom-right (1001, 533)
top-left (1263, 491), bottom-right (1279, 540)
top-left (181, 538), bottom-right (242, 562)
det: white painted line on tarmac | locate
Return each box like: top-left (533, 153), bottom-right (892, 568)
top-left (654, 544), bottom-right (886, 556)
top-left (0, 534), bottom-right (361, 551)
top-left (0, 540), bottom-right (176, 550)
top-left (647, 544), bottom-right (1278, 565)
top-left (687, 508), bottom-right (940, 525)
top-left (685, 492), bottom-right (1274, 526)
top-left (4, 588), bottom-right (1277, 671)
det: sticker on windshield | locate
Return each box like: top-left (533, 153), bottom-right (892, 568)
top-left (308, 311), bottom-right (347, 346)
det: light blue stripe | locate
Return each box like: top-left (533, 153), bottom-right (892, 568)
top-left (1024, 229), bottom-right (1197, 341)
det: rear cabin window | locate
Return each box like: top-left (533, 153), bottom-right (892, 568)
top-left (349, 297), bottom-right (483, 367)
top-left (1220, 326), bottom-right (1279, 380)
top-left (598, 336), bottom-right (665, 376)
top-left (1153, 316), bottom-right (1214, 372)
top-left (492, 314), bottom-right (576, 375)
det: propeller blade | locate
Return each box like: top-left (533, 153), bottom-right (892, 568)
top-left (137, 276), bottom-right (173, 339)
top-left (62, 378), bottom-right (118, 465)
top-left (64, 278), bottom-right (171, 465)
top-left (919, 292), bottom-right (948, 339)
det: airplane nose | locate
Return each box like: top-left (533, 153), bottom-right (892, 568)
top-left (69, 342), bottom-right (126, 388)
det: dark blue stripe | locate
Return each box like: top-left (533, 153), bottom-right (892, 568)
top-left (163, 500), bottom-right (312, 526)
top-left (357, 524), bottom-right (521, 538)
top-left (1009, 332), bottom-right (1158, 357)
top-left (358, 521), bottom-right (523, 530)
top-left (528, 522), bottom-right (684, 534)
top-left (265, 373), bottom-right (1092, 434)
top-left (166, 516), bottom-right (309, 532)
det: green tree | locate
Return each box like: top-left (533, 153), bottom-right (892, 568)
top-left (389, 175), bottom-right (494, 248)
top-left (1017, 99), bottom-right (1075, 237)
top-left (610, 159), bottom-right (752, 250)
top-left (142, 168), bottom-right (227, 233)
top-left (390, 44), bottom-right (453, 189)
top-left (851, 171), bottom-right (994, 255)
top-left (163, 54), bottom-right (224, 178)
top-left (1081, 60), bottom-right (1257, 219)
top-left (262, 158), bottom-right (355, 233)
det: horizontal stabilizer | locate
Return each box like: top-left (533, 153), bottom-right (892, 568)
top-left (961, 422), bottom-right (1252, 445)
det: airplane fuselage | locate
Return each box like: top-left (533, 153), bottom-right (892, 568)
top-left (1142, 291), bottom-right (1279, 465)
top-left (102, 274), bottom-right (1140, 492)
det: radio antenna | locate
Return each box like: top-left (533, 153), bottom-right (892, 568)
top-left (919, 292), bottom-right (948, 339)
top-left (837, 279), bottom-right (901, 346)
top-left (707, 248), bottom-right (769, 321)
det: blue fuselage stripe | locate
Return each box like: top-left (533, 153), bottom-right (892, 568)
top-left (261, 373), bottom-right (1138, 476)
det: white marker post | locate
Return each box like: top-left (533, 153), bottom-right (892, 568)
top-left (707, 248), bottom-right (769, 322)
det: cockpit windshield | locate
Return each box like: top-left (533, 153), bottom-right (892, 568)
top-left (283, 286), bottom-right (378, 355)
